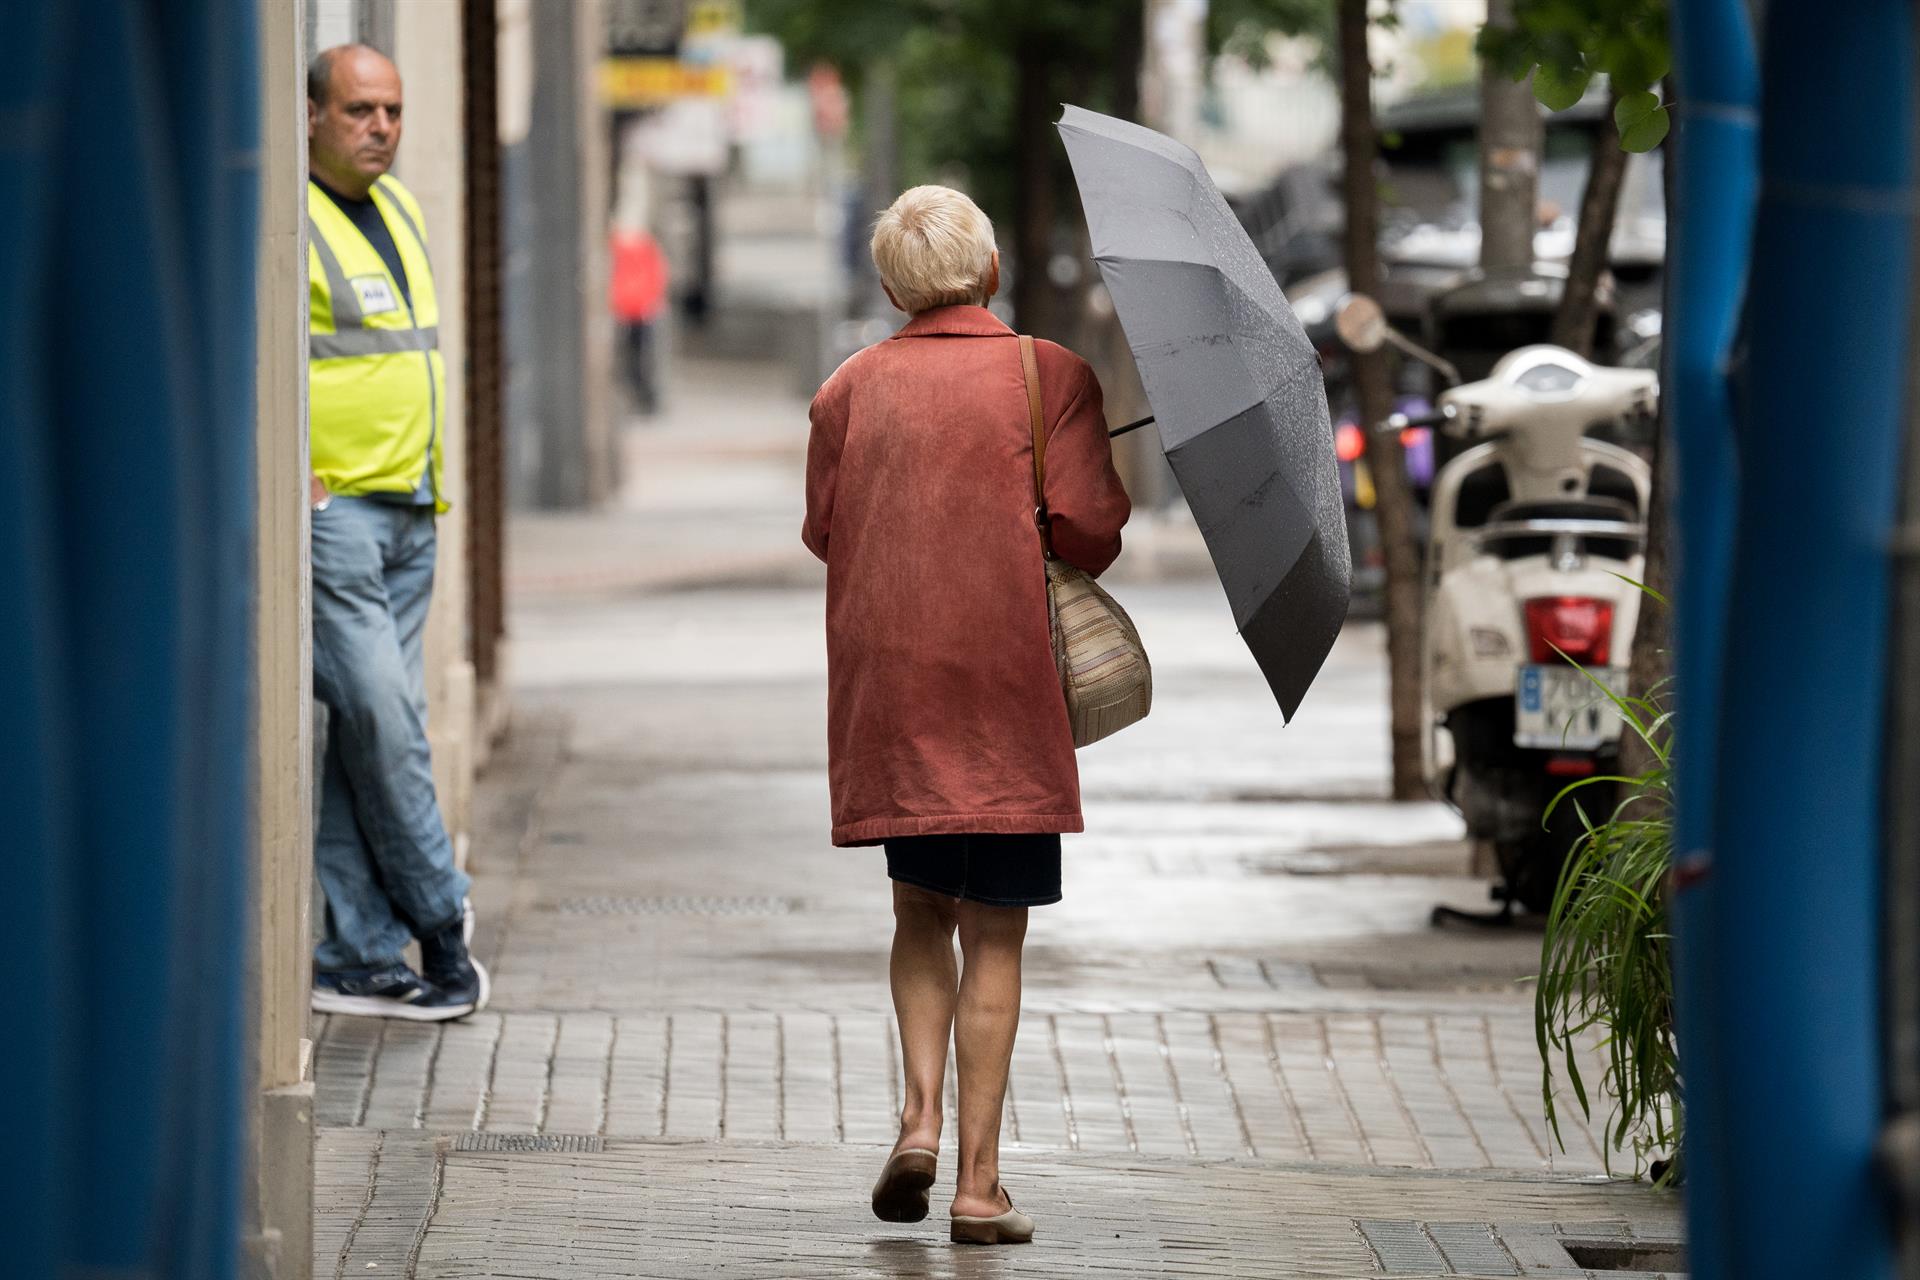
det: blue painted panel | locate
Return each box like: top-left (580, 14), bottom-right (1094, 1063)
top-left (1708, 0), bottom-right (1911, 1273)
top-left (1664, 2), bottom-right (1758, 1274)
top-left (0, 0), bottom-right (258, 1273)
top-left (0, 5), bottom-right (82, 1277)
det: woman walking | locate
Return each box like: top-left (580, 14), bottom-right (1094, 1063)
top-left (802, 185), bottom-right (1131, 1245)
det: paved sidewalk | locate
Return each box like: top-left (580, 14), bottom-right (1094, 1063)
top-left (313, 355), bottom-right (1684, 1277)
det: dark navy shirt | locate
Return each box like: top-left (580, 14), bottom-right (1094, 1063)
top-left (313, 176), bottom-right (412, 305)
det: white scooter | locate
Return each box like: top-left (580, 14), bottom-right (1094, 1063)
top-left (1336, 295), bottom-right (1655, 916)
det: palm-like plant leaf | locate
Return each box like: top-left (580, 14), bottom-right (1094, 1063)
top-left (1534, 614), bottom-right (1681, 1183)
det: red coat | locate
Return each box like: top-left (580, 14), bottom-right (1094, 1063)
top-left (803, 305), bottom-right (1132, 846)
top-left (608, 229), bottom-right (668, 323)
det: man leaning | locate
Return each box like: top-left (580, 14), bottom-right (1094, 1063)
top-left (306, 44), bottom-right (485, 1021)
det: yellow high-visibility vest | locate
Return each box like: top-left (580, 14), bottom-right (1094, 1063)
top-left (307, 174), bottom-right (448, 512)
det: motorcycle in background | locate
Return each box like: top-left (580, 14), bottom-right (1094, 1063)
top-left (1335, 294), bottom-right (1656, 918)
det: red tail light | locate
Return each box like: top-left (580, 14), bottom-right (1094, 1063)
top-left (1335, 422), bottom-right (1366, 463)
top-left (1524, 596), bottom-right (1614, 665)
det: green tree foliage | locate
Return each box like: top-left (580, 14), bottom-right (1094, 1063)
top-left (1207, 0), bottom-right (1335, 70)
top-left (1476, 0), bottom-right (1670, 151)
top-left (745, 0), bottom-right (1340, 334)
top-left (746, 0), bottom-right (1165, 336)
top-left (744, 0), bottom-right (1144, 251)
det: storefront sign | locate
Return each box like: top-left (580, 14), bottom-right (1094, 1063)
top-left (601, 56), bottom-right (732, 107)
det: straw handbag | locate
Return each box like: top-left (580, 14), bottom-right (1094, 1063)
top-left (1020, 336), bottom-right (1152, 748)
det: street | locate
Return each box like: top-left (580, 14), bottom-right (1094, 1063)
top-left (309, 352), bottom-right (1683, 1277)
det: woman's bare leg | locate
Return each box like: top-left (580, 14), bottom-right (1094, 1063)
top-left (889, 882), bottom-right (959, 1155)
top-left (951, 899), bottom-right (1028, 1218)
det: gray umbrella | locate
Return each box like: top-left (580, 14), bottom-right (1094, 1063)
top-left (1057, 104), bottom-right (1351, 721)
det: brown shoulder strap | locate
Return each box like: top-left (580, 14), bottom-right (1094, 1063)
top-left (1019, 335), bottom-right (1053, 557)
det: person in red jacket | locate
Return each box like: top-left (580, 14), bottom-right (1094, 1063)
top-left (803, 185), bottom-right (1130, 1245)
top-left (609, 223), bottom-right (668, 413)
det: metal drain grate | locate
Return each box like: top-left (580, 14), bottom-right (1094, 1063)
top-left (1357, 1219), bottom-right (1449, 1273)
top-left (546, 894), bottom-right (799, 917)
top-left (1357, 1220), bottom-right (1687, 1278)
top-left (1564, 1239), bottom-right (1689, 1273)
top-left (454, 1132), bottom-right (604, 1153)
top-left (1428, 1222), bottom-right (1519, 1275)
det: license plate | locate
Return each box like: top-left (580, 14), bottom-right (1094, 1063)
top-left (1514, 664), bottom-right (1629, 750)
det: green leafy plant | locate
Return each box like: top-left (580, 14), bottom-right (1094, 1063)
top-left (1477, 0), bottom-right (1671, 152)
top-left (1534, 644), bottom-right (1681, 1183)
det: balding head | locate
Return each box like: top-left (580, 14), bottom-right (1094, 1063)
top-left (307, 44), bottom-right (403, 198)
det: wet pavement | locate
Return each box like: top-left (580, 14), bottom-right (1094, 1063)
top-left (312, 354), bottom-right (1683, 1277)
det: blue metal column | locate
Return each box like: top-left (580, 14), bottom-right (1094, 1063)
top-left (1706, 0), bottom-right (1912, 1274)
top-left (0, 4), bottom-right (83, 1276)
top-left (0, 0), bottom-right (260, 1274)
top-left (1662, 0), bottom-right (1756, 1273)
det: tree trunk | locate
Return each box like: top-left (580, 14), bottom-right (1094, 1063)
top-left (1618, 429), bottom-right (1671, 780)
top-left (1012, 44), bottom-right (1057, 335)
top-left (1338, 0), bottom-right (1424, 800)
top-left (1087, 0), bottom-right (1164, 505)
top-left (1111, 0), bottom-right (1143, 123)
top-left (860, 57), bottom-right (900, 315)
top-left (1478, 0), bottom-right (1542, 272)
top-left (1551, 89), bottom-right (1629, 356)
top-left (1617, 113), bottom-right (1676, 782)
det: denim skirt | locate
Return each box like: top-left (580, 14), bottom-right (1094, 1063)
top-left (883, 832), bottom-right (1063, 908)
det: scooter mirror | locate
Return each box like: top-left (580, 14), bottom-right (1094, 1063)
top-left (1334, 293), bottom-right (1388, 354)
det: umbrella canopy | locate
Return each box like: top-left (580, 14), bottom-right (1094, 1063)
top-left (1057, 104), bottom-right (1351, 721)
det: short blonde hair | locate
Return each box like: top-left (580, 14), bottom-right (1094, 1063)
top-left (870, 185), bottom-right (998, 314)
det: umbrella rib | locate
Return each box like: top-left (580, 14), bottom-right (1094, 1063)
top-left (1131, 346), bottom-right (1326, 442)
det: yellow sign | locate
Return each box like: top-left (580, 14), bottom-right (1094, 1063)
top-left (686, 0), bottom-right (741, 38)
top-left (601, 57), bottom-right (732, 107)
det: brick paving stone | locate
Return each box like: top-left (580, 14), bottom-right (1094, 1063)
top-left (313, 1126), bottom-right (379, 1269)
top-left (314, 1011), bottom-right (381, 1127)
top-left (1052, 1012), bottom-right (1133, 1153)
top-left (1324, 1013), bottom-right (1430, 1167)
top-left (605, 1013), bottom-right (670, 1137)
top-left (486, 1013), bottom-right (559, 1134)
top-left (316, 1002), bottom-right (1636, 1177)
top-left (315, 1131), bottom-right (1683, 1279)
top-left (664, 1011), bottom-right (724, 1139)
top-left (1007, 1011), bottom-right (1067, 1150)
top-left (1209, 1011), bottom-right (1307, 1162)
top-left (360, 1021), bottom-right (440, 1130)
top-left (424, 1013), bottom-right (503, 1131)
top-left (1487, 1016), bottom-right (1607, 1173)
top-left (775, 1012), bottom-right (828, 1144)
top-left (1166, 1012), bottom-right (1250, 1159)
top-left (1107, 1012), bottom-right (1184, 1155)
top-left (836, 1013), bottom-right (898, 1147)
top-left (724, 1012), bottom-right (782, 1140)
top-left (1268, 1012), bottom-right (1372, 1165)
top-left (1500, 1221), bottom-right (1587, 1273)
top-left (1379, 1013), bottom-right (1487, 1170)
top-left (543, 1010), bottom-right (615, 1135)
top-left (1433, 1014), bottom-right (1551, 1171)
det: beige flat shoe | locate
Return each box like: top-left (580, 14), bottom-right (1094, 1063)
top-left (871, 1148), bottom-right (938, 1223)
top-left (950, 1194), bottom-right (1035, 1245)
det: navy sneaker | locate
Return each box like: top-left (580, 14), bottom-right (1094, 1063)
top-left (311, 962), bottom-right (475, 1021)
top-left (419, 898), bottom-right (490, 1013)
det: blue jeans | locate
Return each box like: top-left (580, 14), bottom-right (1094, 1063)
top-left (310, 497), bottom-right (470, 972)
